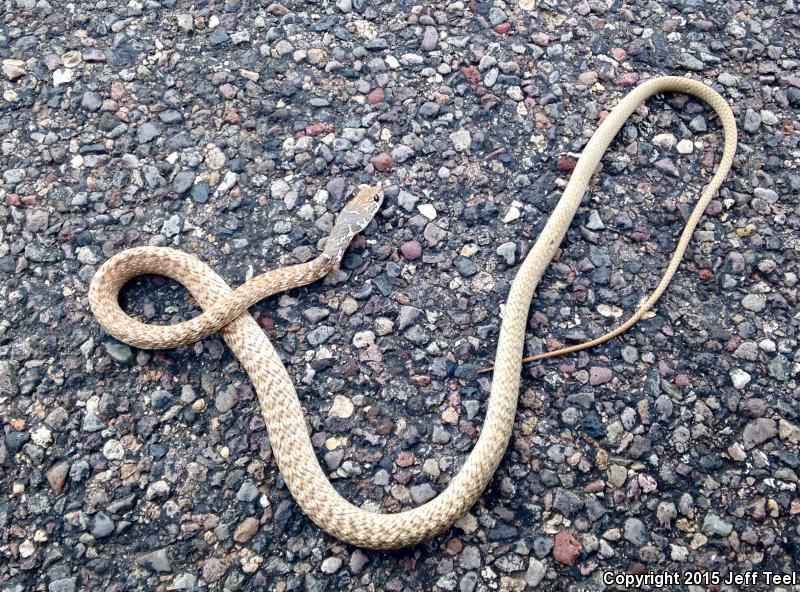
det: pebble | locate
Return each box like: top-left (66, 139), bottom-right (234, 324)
top-left (202, 559), bottom-right (226, 583)
top-left (741, 293), bottom-right (766, 312)
top-left (743, 418), bottom-right (778, 449)
top-left (92, 512), bottom-right (115, 538)
top-left (418, 204), bottom-right (437, 220)
top-left (137, 123), bottom-right (161, 144)
top-left (400, 241), bottom-right (422, 260)
top-left (623, 518), bottom-right (649, 545)
top-left (589, 367), bottom-right (613, 386)
top-left (553, 531), bottom-right (582, 566)
top-left (172, 171), bottom-right (195, 195)
top-left (136, 548), bottom-right (172, 573)
top-left (329, 395), bottom-right (355, 419)
top-left (371, 153), bottom-right (394, 171)
top-left (349, 550), bottom-right (369, 574)
top-left (701, 513), bottom-right (733, 537)
top-left (46, 461), bottom-right (70, 494)
top-left (102, 439), bottom-right (125, 460)
top-left (233, 517), bottom-right (260, 543)
top-left (450, 130), bottom-right (471, 152)
top-left (730, 369), bottom-right (751, 390)
top-left (421, 27), bottom-right (439, 52)
top-left (496, 242), bottom-right (516, 265)
top-left (585, 210), bottom-right (604, 230)
top-left (410, 483), bottom-right (437, 504)
top-left (321, 557), bottom-right (343, 574)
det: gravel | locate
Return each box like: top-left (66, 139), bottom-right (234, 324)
top-left (2, 0), bottom-right (798, 590)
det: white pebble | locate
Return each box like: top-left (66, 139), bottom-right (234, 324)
top-left (730, 369), bottom-right (751, 390)
top-left (418, 204), bottom-right (437, 220)
top-left (53, 68), bottom-right (73, 86)
top-left (102, 439), bottom-right (125, 460)
top-left (328, 395), bottom-right (354, 419)
top-left (503, 206), bottom-right (520, 223)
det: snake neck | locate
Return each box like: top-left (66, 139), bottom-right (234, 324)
top-left (314, 251), bottom-right (340, 277)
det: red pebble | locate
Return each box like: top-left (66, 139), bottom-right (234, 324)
top-left (461, 65), bottom-right (482, 85)
top-left (367, 88), bottom-right (385, 104)
top-left (371, 153), bottom-right (394, 172)
top-left (557, 154), bottom-right (577, 172)
top-left (616, 72), bottom-right (640, 87)
top-left (553, 530), bottom-right (583, 566)
top-left (305, 122), bottom-right (334, 136)
top-left (444, 538), bottom-right (463, 556)
top-left (400, 240), bottom-right (422, 260)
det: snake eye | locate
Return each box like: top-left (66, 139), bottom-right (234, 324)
top-left (373, 194), bottom-right (381, 203)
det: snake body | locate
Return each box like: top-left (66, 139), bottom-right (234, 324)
top-left (89, 76), bottom-right (737, 550)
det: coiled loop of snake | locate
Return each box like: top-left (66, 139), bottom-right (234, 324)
top-left (89, 76), bottom-right (736, 549)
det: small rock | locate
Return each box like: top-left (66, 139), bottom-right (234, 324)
top-left (191, 182), bottom-right (210, 204)
top-left (623, 518), bottom-right (649, 545)
top-left (743, 418), bottom-right (777, 449)
top-left (400, 241), bottom-right (422, 260)
top-left (589, 367), bottom-right (613, 386)
top-left (741, 293), bottom-right (766, 312)
top-left (701, 513), bottom-right (733, 537)
top-left (2, 59), bottom-right (26, 81)
top-left (46, 461), bottom-right (70, 494)
top-left (205, 145), bottom-right (227, 170)
top-left (743, 109), bottom-right (762, 133)
top-left (586, 210), bottom-right (604, 230)
top-left (450, 130), bottom-right (471, 152)
top-left (172, 171), bottom-right (195, 195)
top-left (496, 242), bottom-right (516, 265)
top-left (3, 168), bottom-right (25, 184)
top-left (136, 122), bottom-right (161, 144)
top-left (349, 549), bottom-right (369, 574)
top-left (209, 27), bottom-right (230, 46)
top-left (418, 204), bottom-right (437, 220)
top-left (202, 558), bottom-right (226, 583)
top-left (410, 483), bottom-right (437, 504)
top-left (81, 91), bottom-right (102, 112)
top-left (92, 512), bottom-right (115, 538)
top-left (421, 26), bottom-right (439, 52)
top-left (779, 419), bottom-right (800, 443)
top-left (215, 386), bottom-right (239, 413)
top-left (321, 557), bottom-right (343, 574)
top-left (48, 577), bottom-right (77, 592)
top-left (730, 369), bottom-right (751, 390)
top-left (102, 439), bottom-right (125, 460)
top-left (53, 68), bottom-right (73, 86)
top-left (526, 558), bottom-right (546, 586)
top-left (553, 530), bottom-right (582, 566)
top-left (137, 548), bottom-right (172, 573)
top-left (675, 53), bottom-right (704, 70)
top-left (329, 395), bottom-right (355, 419)
top-left (371, 153), bottom-right (394, 171)
top-left (308, 325), bottom-right (335, 346)
top-left (233, 517), bottom-right (260, 543)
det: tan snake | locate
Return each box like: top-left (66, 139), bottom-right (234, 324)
top-left (89, 76), bottom-right (737, 550)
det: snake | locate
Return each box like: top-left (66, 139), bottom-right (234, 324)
top-left (88, 76), bottom-right (737, 550)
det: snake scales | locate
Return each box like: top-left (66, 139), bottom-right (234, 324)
top-left (89, 76), bottom-right (737, 550)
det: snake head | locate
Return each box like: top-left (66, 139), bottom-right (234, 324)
top-left (342, 184), bottom-right (384, 221)
top-left (324, 185), bottom-right (384, 262)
